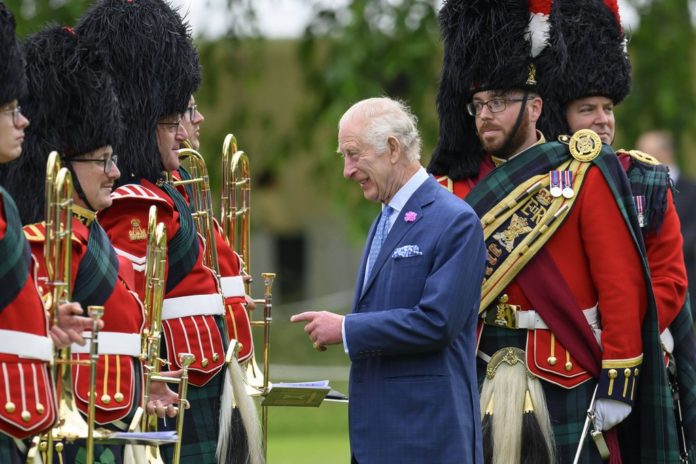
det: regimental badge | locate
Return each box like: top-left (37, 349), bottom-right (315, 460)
top-left (493, 214), bottom-right (533, 253)
top-left (128, 219), bottom-right (147, 241)
top-left (568, 129), bottom-right (602, 162)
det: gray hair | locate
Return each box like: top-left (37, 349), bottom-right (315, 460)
top-left (339, 97), bottom-right (422, 161)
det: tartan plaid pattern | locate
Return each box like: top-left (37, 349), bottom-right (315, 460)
top-left (160, 182), bottom-right (200, 293)
top-left (470, 141), bottom-right (679, 462)
top-left (0, 187), bottom-right (31, 312)
top-left (669, 297), bottom-right (696, 459)
top-left (626, 158), bottom-right (670, 233)
top-left (0, 434), bottom-right (24, 464)
top-left (72, 221), bottom-right (119, 308)
top-left (159, 368), bottom-right (224, 463)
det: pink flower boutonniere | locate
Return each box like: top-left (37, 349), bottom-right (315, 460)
top-left (404, 211), bottom-right (417, 222)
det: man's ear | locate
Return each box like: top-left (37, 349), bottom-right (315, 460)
top-left (529, 96), bottom-right (543, 124)
top-left (388, 136), bottom-right (401, 163)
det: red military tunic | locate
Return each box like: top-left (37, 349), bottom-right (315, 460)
top-left (98, 180), bottom-right (226, 386)
top-left (169, 170), bottom-right (254, 363)
top-left (24, 206), bottom-right (144, 425)
top-left (0, 194), bottom-right (57, 440)
top-left (439, 154), bottom-right (647, 402)
top-left (617, 151), bottom-right (688, 333)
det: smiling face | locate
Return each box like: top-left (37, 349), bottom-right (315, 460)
top-left (339, 116), bottom-right (404, 204)
top-left (157, 114), bottom-right (188, 172)
top-left (0, 100), bottom-right (30, 163)
top-left (69, 145), bottom-right (120, 211)
top-left (565, 96), bottom-right (615, 144)
top-left (472, 90), bottom-right (541, 158)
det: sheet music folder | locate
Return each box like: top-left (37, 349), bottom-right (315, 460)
top-left (261, 380), bottom-right (333, 407)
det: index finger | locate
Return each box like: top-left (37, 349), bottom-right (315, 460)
top-left (290, 311), bottom-right (318, 323)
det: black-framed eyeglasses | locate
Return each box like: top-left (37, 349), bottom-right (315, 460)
top-left (466, 97), bottom-right (527, 116)
top-left (157, 117), bottom-right (182, 133)
top-left (1, 105), bottom-right (24, 127)
top-left (70, 154), bottom-right (119, 174)
top-left (186, 103), bottom-right (198, 122)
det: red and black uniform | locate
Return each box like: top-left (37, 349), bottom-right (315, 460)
top-left (98, 180), bottom-right (226, 385)
top-left (0, 188), bottom-right (57, 453)
top-left (24, 205), bottom-right (144, 426)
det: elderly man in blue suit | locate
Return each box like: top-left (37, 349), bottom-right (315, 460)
top-left (292, 97), bottom-right (486, 464)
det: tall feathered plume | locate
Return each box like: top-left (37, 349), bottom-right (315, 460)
top-left (2, 26), bottom-right (122, 224)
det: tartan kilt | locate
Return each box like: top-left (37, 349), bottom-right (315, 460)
top-left (477, 326), bottom-right (604, 463)
top-left (53, 359), bottom-right (143, 464)
top-left (160, 366), bottom-right (224, 463)
top-left (0, 434), bottom-right (25, 464)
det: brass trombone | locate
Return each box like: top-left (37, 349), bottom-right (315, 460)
top-left (127, 206), bottom-right (195, 464)
top-left (220, 133), bottom-right (276, 459)
top-left (170, 141), bottom-right (220, 275)
top-left (31, 152), bottom-right (104, 464)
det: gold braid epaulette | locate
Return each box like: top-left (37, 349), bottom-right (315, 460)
top-left (619, 149), bottom-right (662, 166)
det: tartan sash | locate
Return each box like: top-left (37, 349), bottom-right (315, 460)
top-left (72, 220), bottom-right (118, 308)
top-left (0, 187), bottom-right (32, 312)
top-left (160, 182), bottom-right (199, 293)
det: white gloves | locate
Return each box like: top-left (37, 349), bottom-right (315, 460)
top-left (593, 398), bottom-right (632, 431)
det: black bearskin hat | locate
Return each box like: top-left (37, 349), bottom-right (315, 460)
top-left (2, 26), bottom-right (123, 224)
top-left (429, 0), bottom-right (547, 180)
top-left (0, 2), bottom-right (26, 106)
top-left (75, 0), bottom-right (201, 186)
top-left (537, 0), bottom-right (630, 140)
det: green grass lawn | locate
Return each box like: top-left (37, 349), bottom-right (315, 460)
top-left (267, 401), bottom-right (350, 464)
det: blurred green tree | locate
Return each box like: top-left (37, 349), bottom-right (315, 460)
top-left (295, 0), bottom-right (442, 235)
top-left (5, 0), bottom-right (91, 35)
top-left (618, 0), bottom-right (695, 170)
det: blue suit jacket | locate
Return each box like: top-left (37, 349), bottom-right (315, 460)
top-left (345, 176), bottom-right (485, 464)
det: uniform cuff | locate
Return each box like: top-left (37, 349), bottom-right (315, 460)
top-left (596, 355), bottom-right (643, 406)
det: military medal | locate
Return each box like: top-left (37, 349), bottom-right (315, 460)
top-left (561, 171), bottom-right (574, 199)
top-left (549, 170), bottom-right (562, 197)
top-left (634, 195), bottom-right (646, 227)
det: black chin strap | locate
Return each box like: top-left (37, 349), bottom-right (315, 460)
top-left (499, 89), bottom-right (530, 157)
top-left (64, 160), bottom-right (97, 213)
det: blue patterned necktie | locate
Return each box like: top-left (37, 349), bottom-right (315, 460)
top-left (365, 205), bottom-right (394, 280)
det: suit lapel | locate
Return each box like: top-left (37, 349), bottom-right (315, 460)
top-left (359, 176), bottom-right (438, 299)
top-left (353, 215), bottom-right (379, 310)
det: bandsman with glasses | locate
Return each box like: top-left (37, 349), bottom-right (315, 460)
top-left (75, 1), bottom-right (253, 462)
top-left (428, 1), bottom-right (676, 462)
top-left (3, 26), bottom-right (182, 463)
top-left (0, 5), bottom-right (93, 463)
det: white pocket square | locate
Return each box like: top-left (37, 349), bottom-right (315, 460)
top-left (391, 245), bottom-right (422, 259)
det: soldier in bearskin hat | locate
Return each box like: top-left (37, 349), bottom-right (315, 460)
top-left (536, 0), bottom-right (696, 461)
top-left (0, 3), bottom-right (93, 462)
top-left (1, 24), bottom-right (189, 463)
top-left (429, 0), bottom-right (678, 462)
top-left (75, 1), bottom-right (262, 462)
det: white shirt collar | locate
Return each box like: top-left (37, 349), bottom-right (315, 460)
top-left (386, 166), bottom-right (429, 216)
